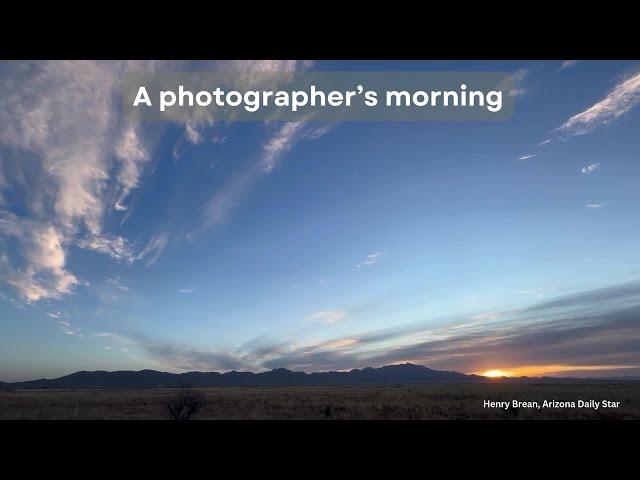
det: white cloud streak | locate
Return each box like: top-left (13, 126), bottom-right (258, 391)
top-left (559, 60), bottom-right (578, 70)
top-left (191, 120), bottom-right (332, 237)
top-left (581, 162), bottom-right (600, 174)
top-left (305, 310), bottom-right (347, 324)
top-left (508, 69), bottom-right (529, 97)
top-left (137, 233), bottom-right (169, 267)
top-left (261, 121), bottom-right (308, 173)
top-left (356, 252), bottom-right (384, 268)
top-left (557, 71), bottom-right (640, 136)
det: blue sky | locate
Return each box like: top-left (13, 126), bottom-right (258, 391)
top-left (1, 60), bottom-right (640, 381)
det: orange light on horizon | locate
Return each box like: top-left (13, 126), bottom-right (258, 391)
top-left (476, 364), bottom-right (637, 378)
top-left (481, 369), bottom-right (511, 378)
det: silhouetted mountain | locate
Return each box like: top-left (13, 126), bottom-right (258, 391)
top-left (1, 363), bottom-right (488, 389)
top-left (2, 363), bottom-right (634, 389)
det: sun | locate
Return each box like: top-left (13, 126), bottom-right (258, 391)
top-left (482, 369), bottom-right (511, 378)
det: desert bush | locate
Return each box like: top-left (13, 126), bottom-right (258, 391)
top-left (166, 386), bottom-right (207, 420)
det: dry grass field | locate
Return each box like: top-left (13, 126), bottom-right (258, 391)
top-left (2, 383), bottom-right (639, 420)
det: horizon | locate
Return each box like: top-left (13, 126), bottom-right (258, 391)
top-left (2, 60), bottom-right (640, 382)
top-left (5, 362), bottom-right (640, 384)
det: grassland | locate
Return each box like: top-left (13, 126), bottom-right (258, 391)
top-left (1, 382), bottom-right (639, 420)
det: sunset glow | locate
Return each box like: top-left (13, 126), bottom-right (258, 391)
top-left (482, 369), bottom-right (511, 378)
top-left (477, 364), bottom-right (638, 378)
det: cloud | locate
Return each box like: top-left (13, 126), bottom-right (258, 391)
top-left (257, 287), bottom-right (640, 374)
top-left (100, 280), bottom-right (640, 376)
top-left (305, 310), bottom-right (347, 324)
top-left (180, 61), bottom-right (339, 239)
top-left (172, 59), bottom-right (314, 158)
top-left (516, 289), bottom-right (544, 298)
top-left (556, 71), bottom-right (640, 136)
top-left (559, 60), bottom-right (578, 70)
top-left (56, 319), bottom-right (83, 337)
top-left (0, 161), bottom-right (7, 206)
top-left (0, 214), bottom-right (77, 301)
top-left (586, 203), bottom-right (603, 208)
top-left (524, 281), bottom-right (640, 312)
top-left (178, 288), bottom-right (193, 294)
top-left (185, 122), bottom-right (206, 145)
top-left (46, 311), bottom-right (62, 318)
top-left (470, 312), bottom-right (503, 321)
top-left (518, 154), bottom-right (536, 160)
top-left (261, 121), bottom-right (334, 174)
top-left (75, 234), bottom-right (135, 263)
top-left (106, 277), bottom-right (129, 292)
top-left (136, 233), bottom-right (169, 267)
top-left (538, 139), bottom-right (551, 146)
top-left (356, 252), bottom-right (384, 268)
top-left (0, 60), bottom-right (169, 301)
top-left (145, 342), bottom-right (248, 372)
top-left (581, 162), bottom-right (600, 174)
top-left (113, 125), bottom-right (150, 212)
top-left (508, 69), bottom-right (528, 97)
top-left (190, 121), bottom-right (333, 237)
top-left (261, 121), bottom-right (308, 173)
top-left (0, 61), bottom-right (159, 234)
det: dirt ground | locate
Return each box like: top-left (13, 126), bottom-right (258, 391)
top-left (2, 382), bottom-right (639, 420)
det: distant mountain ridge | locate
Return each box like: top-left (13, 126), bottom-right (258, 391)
top-left (2, 363), bottom-right (482, 389)
top-left (2, 363), bottom-right (635, 389)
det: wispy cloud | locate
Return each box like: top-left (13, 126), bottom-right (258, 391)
top-left (518, 154), bottom-right (536, 160)
top-left (137, 233), bottom-right (169, 267)
top-left (261, 122), bottom-right (308, 173)
top-left (586, 203), bottom-right (603, 208)
top-left (508, 69), bottom-right (529, 97)
top-left (178, 288), bottom-right (193, 294)
top-left (559, 60), bottom-right (578, 70)
top-left (56, 319), bottom-right (83, 337)
top-left (113, 125), bottom-right (150, 211)
top-left (516, 289), bottom-right (544, 298)
top-left (305, 310), bottom-right (347, 324)
top-left (581, 162), bottom-right (600, 174)
top-left (106, 277), bottom-right (130, 292)
top-left (356, 252), bottom-right (384, 268)
top-left (190, 122), bottom-right (333, 238)
top-left (76, 234), bottom-right (135, 263)
top-left (556, 71), bottom-right (640, 137)
top-left (470, 311), bottom-right (504, 321)
top-left (100, 281), bottom-right (640, 376)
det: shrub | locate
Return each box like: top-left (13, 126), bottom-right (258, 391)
top-left (166, 386), bottom-right (207, 420)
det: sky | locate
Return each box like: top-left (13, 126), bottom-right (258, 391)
top-left (1, 60), bottom-right (640, 381)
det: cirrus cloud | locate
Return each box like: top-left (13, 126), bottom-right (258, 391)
top-left (556, 71), bottom-right (640, 137)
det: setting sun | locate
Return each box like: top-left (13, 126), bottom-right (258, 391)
top-left (482, 369), bottom-right (511, 378)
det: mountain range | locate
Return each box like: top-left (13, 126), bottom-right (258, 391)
top-left (1, 363), bottom-right (634, 389)
top-left (1, 363), bottom-right (480, 389)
